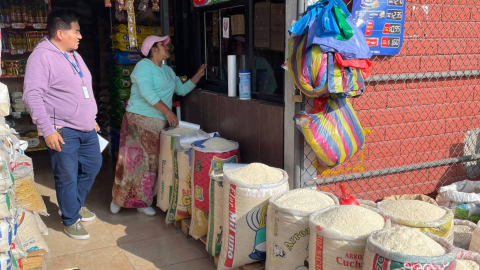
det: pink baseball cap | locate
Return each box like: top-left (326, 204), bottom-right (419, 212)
top-left (141, 35), bottom-right (170, 57)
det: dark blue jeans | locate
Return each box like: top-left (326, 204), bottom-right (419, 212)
top-left (41, 128), bottom-right (102, 226)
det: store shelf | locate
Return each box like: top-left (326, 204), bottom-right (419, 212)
top-left (0, 75), bottom-right (24, 78)
top-left (2, 49), bottom-right (33, 55)
top-left (0, 23), bottom-right (47, 29)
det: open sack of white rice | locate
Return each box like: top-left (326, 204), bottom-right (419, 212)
top-left (364, 226), bottom-right (457, 269)
top-left (265, 188), bottom-right (339, 270)
top-left (377, 200), bottom-right (454, 243)
top-left (308, 205), bottom-right (390, 270)
top-left (217, 163), bottom-right (289, 270)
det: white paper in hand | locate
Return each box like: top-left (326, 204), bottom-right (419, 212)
top-left (98, 134), bottom-right (109, 152)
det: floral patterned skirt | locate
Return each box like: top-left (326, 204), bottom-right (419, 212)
top-left (112, 112), bottom-right (167, 208)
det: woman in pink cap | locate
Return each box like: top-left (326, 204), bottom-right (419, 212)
top-left (111, 35), bottom-right (206, 216)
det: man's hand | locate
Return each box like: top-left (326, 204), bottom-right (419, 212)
top-left (45, 132), bottom-right (64, 152)
top-left (165, 110), bottom-right (178, 127)
top-left (95, 124), bottom-right (100, 132)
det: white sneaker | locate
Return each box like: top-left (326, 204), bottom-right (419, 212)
top-left (110, 201), bottom-right (121, 214)
top-left (137, 206), bottom-right (156, 216)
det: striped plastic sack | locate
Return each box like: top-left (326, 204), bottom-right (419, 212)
top-left (326, 53), bottom-right (365, 98)
top-left (294, 97), bottom-right (365, 169)
top-left (287, 34), bottom-right (328, 98)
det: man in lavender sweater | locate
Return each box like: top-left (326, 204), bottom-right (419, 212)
top-left (23, 10), bottom-right (101, 240)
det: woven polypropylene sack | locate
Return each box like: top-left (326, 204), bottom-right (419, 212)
top-left (383, 194), bottom-right (438, 205)
top-left (265, 188), bottom-right (339, 270)
top-left (157, 131), bottom-right (177, 212)
top-left (309, 205), bottom-right (391, 270)
top-left (217, 168), bottom-right (289, 270)
top-left (165, 147), bottom-right (192, 224)
top-left (14, 173), bottom-right (48, 216)
top-left (378, 201), bottom-right (455, 243)
top-left (363, 231), bottom-right (456, 270)
top-left (294, 97), bottom-right (365, 169)
top-left (205, 171), bottom-right (224, 257)
top-left (16, 210), bottom-right (49, 252)
top-left (190, 142), bottom-right (239, 239)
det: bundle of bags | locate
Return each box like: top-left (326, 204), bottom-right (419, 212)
top-left (287, 0), bottom-right (372, 170)
top-left (0, 85), bottom-right (50, 269)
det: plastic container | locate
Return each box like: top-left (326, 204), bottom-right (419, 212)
top-left (239, 69), bottom-right (251, 100)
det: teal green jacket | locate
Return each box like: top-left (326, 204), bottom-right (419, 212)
top-left (126, 59), bottom-right (196, 120)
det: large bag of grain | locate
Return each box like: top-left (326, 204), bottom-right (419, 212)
top-left (453, 219), bottom-right (476, 250)
top-left (437, 180), bottom-right (480, 223)
top-left (383, 194), bottom-right (438, 205)
top-left (205, 164), bottom-right (247, 257)
top-left (378, 200), bottom-right (454, 243)
top-left (309, 205), bottom-right (390, 270)
top-left (217, 163), bottom-right (289, 270)
top-left (266, 188), bottom-right (339, 270)
top-left (157, 127), bottom-right (197, 212)
top-left (363, 227), bottom-right (456, 269)
top-left (16, 210), bottom-right (49, 252)
top-left (190, 137), bottom-right (240, 239)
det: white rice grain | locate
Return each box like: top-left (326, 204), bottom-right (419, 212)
top-left (312, 205), bottom-right (385, 237)
top-left (456, 260), bottom-right (480, 270)
top-left (372, 227), bottom-right (445, 257)
top-left (201, 137), bottom-right (236, 151)
top-left (379, 200), bottom-right (446, 222)
top-left (454, 225), bottom-right (474, 247)
top-left (274, 189), bottom-right (335, 212)
top-left (227, 163), bottom-right (283, 185)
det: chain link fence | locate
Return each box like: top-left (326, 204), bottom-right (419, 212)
top-left (298, 0), bottom-right (480, 201)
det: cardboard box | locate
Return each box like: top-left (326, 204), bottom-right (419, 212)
top-left (255, 29), bottom-right (270, 48)
top-left (231, 14), bottom-right (245, 35)
top-left (270, 30), bottom-right (285, 51)
top-left (254, 2), bottom-right (270, 31)
top-left (271, 4), bottom-right (284, 15)
top-left (270, 4), bottom-right (284, 32)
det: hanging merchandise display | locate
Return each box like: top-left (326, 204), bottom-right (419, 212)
top-left (105, 0), bottom-right (111, 7)
top-left (193, 0), bottom-right (231, 7)
top-left (151, 0), bottom-right (160, 12)
top-left (352, 0), bottom-right (406, 55)
top-left (138, 0), bottom-right (149, 12)
top-left (294, 98), bottom-right (365, 169)
top-left (126, 0), bottom-right (137, 48)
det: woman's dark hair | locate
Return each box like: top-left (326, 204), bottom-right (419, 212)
top-left (47, 10), bottom-right (80, 39)
top-left (147, 42), bottom-right (159, 58)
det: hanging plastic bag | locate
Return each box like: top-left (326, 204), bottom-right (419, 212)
top-left (326, 53), bottom-right (365, 98)
top-left (294, 98), bottom-right (365, 169)
top-left (332, 4), bottom-right (354, 41)
top-left (308, 17), bottom-right (372, 60)
top-left (287, 35), bottom-right (328, 98)
top-left (334, 53), bottom-right (372, 78)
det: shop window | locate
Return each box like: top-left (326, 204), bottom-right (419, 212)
top-left (196, 0), bottom-right (285, 104)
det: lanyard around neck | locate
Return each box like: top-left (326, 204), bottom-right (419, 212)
top-left (49, 40), bottom-right (84, 79)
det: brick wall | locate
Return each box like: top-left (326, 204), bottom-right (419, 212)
top-left (310, 1), bottom-right (480, 201)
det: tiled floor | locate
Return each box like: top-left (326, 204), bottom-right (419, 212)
top-left (30, 151), bottom-right (216, 270)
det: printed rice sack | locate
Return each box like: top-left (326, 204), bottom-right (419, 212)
top-left (217, 163), bottom-right (289, 270)
top-left (0, 219), bottom-right (13, 252)
top-left (309, 205), bottom-right (391, 270)
top-left (363, 228), bottom-right (456, 270)
top-left (16, 210), bottom-right (49, 252)
top-left (266, 188), bottom-right (339, 270)
top-left (205, 170), bottom-right (225, 257)
top-left (157, 127), bottom-right (196, 212)
top-left (205, 164), bottom-right (245, 257)
top-left (0, 193), bottom-right (14, 219)
top-left (190, 137), bottom-right (239, 239)
top-left (166, 143), bottom-right (193, 224)
top-left (378, 200), bottom-right (454, 243)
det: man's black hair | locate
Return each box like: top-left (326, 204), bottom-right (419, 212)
top-left (147, 42), bottom-right (159, 58)
top-left (47, 10), bottom-right (80, 39)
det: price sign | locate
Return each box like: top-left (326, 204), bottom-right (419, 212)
top-left (383, 23), bottom-right (402, 34)
top-left (11, 23), bottom-right (25, 29)
top-left (381, 37), bottom-right (401, 48)
top-left (353, 0), bottom-right (405, 55)
top-left (388, 0), bottom-right (403, 6)
top-left (33, 23), bottom-right (47, 30)
top-left (386, 10), bottom-right (403, 21)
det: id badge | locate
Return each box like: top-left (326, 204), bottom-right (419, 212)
top-left (82, 86), bottom-right (90, 99)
